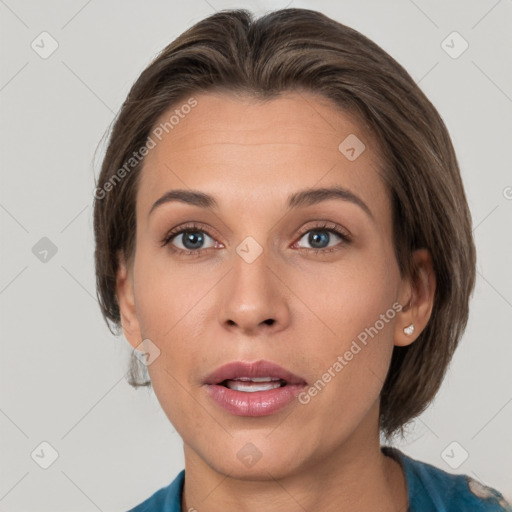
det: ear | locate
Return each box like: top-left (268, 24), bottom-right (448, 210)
top-left (115, 251), bottom-right (143, 350)
top-left (394, 248), bottom-right (436, 347)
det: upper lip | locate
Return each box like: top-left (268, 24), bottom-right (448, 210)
top-left (203, 360), bottom-right (307, 385)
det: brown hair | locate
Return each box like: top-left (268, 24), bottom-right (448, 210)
top-left (93, 8), bottom-right (476, 440)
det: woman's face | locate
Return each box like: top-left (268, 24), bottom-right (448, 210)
top-left (117, 91), bottom-right (415, 478)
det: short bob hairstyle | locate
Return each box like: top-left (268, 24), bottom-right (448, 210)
top-left (93, 8), bottom-right (476, 440)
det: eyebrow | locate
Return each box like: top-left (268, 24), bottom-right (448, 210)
top-left (148, 186), bottom-right (373, 220)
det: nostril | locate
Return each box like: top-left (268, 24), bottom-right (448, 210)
top-left (225, 318), bottom-right (276, 328)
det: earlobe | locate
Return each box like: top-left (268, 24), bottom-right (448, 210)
top-left (394, 249), bottom-right (436, 347)
top-left (115, 251), bottom-right (142, 349)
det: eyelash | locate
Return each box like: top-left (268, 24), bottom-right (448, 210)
top-left (160, 221), bottom-right (351, 257)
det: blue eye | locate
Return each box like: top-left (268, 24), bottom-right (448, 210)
top-left (162, 221), bottom-right (350, 257)
top-left (296, 228), bottom-right (346, 251)
top-left (166, 229), bottom-right (216, 251)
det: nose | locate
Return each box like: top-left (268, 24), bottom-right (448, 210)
top-left (217, 247), bottom-right (291, 336)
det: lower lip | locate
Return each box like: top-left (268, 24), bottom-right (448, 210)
top-left (205, 383), bottom-right (306, 416)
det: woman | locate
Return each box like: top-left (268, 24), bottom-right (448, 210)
top-left (93, 8), bottom-right (511, 512)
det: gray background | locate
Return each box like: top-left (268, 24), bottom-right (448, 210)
top-left (1, 0), bottom-right (511, 510)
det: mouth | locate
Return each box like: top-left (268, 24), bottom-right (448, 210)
top-left (203, 359), bottom-right (307, 387)
top-left (203, 360), bottom-right (307, 417)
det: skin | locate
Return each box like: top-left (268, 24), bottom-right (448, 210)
top-left (116, 90), bottom-right (436, 512)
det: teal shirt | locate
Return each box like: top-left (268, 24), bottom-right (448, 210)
top-left (128, 446), bottom-right (512, 511)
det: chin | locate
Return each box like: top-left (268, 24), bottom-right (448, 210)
top-left (202, 438), bottom-right (309, 481)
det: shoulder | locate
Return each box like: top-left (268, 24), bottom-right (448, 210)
top-left (383, 446), bottom-right (512, 512)
top-left (127, 469), bottom-right (185, 512)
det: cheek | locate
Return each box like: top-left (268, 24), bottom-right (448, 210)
top-left (293, 255), bottom-right (399, 400)
top-left (132, 247), bottom-right (214, 388)
top-left (293, 253), bottom-right (399, 343)
top-left (132, 245), bottom-right (212, 338)
top-left (134, 254), bottom-right (205, 425)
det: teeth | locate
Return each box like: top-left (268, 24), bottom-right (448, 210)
top-left (225, 380), bottom-right (283, 392)
top-left (233, 377), bottom-right (280, 382)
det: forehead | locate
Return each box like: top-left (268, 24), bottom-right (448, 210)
top-left (136, 90), bottom-right (389, 219)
